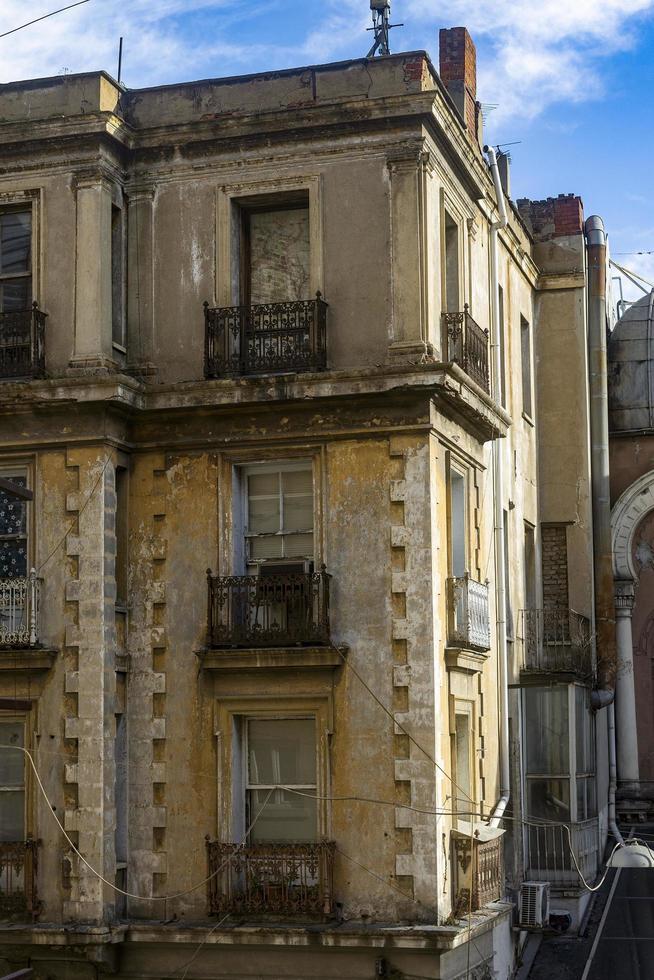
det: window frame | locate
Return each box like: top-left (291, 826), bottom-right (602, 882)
top-left (0, 191), bottom-right (40, 314)
top-left (0, 461), bottom-right (33, 580)
top-left (446, 454), bottom-right (469, 579)
top-left (450, 697), bottom-right (476, 828)
top-left (520, 314), bottom-right (534, 420)
top-left (0, 711), bottom-right (28, 843)
top-left (111, 192), bottom-right (128, 354)
top-left (240, 459), bottom-right (315, 573)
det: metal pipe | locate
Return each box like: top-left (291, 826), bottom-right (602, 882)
top-left (585, 215), bottom-right (617, 710)
top-left (607, 702), bottom-right (624, 844)
top-left (484, 145), bottom-right (510, 827)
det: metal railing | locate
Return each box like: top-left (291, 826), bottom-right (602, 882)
top-left (442, 306), bottom-right (490, 393)
top-left (206, 568), bottom-right (330, 648)
top-left (0, 571), bottom-right (41, 648)
top-left (453, 833), bottom-right (504, 913)
top-left (525, 819), bottom-right (598, 886)
top-left (206, 839), bottom-right (335, 917)
top-left (520, 608), bottom-right (593, 677)
top-left (0, 839), bottom-right (39, 919)
top-left (447, 574), bottom-right (491, 651)
top-left (0, 305), bottom-right (46, 380)
top-left (204, 294), bottom-right (327, 378)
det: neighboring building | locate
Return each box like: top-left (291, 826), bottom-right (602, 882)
top-left (0, 26), bottom-right (612, 980)
top-left (609, 290), bottom-right (654, 809)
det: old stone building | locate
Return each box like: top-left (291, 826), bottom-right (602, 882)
top-left (0, 25), bottom-right (613, 980)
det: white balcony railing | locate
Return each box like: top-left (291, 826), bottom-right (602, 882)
top-left (447, 574), bottom-right (491, 651)
top-left (0, 571), bottom-right (41, 647)
top-left (525, 819), bottom-right (599, 886)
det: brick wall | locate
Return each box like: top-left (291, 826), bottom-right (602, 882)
top-left (516, 194), bottom-right (584, 242)
top-left (541, 525), bottom-right (569, 610)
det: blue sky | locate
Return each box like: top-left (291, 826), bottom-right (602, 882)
top-left (1, 0), bottom-right (653, 300)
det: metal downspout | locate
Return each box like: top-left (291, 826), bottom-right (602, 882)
top-left (484, 146), bottom-right (510, 828)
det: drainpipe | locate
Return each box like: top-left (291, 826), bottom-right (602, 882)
top-left (608, 702), bottom-right (624, 845)
top-left (484, 146), bottom-right (510, 828)
top-left (586, 215), bottom-right (616, 712)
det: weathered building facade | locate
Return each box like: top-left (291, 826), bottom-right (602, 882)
top-left (0, 26), bottom-right (611, 980)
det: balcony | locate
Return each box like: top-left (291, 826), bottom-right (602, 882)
top-left (442, 306), bottom-right (490, 393)
top-left (206, 839), bottom-right (335, 917)
top-left (446, 574), bottom-right (491, 652)
top-left (204, 294), bottom-right (327, 378)
top-left (206, 568), bottom-right (330, 649)
top-left (0, 840), bottom-right (39, 919)
top-left (0, 305), bottom-right (46, 381)
top-left (525, 819), bottom-right (598, 887)
top-left (0, 573), bottom-right (41, 649)
top-left (520, 608), bottom-right (593, 679)
top-left (452, 830), bottom-right (504, 914)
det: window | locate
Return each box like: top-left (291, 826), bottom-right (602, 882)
top-left (443, 211), bottom-right (460, 313)
top-left (447, 464), bottom-right (467, 578)
top-left (452, 704), bottom-right (474, 826)
top-left (521, 315), bottom-right (533, 417)
top-left (0, 717), bottom-right (25, 842)
top-left (524, 522), bottom-right (536, 610)
top-left (497, 284), bottom-right (507, 407)
top-left (0, 471), bottom-right (28, 579)
top-left (503, 510), bottom-right (513, 639)
top-left (111, 202), bottom-right (127, 349)
top-left (245, 717), bottom-right (317, 842)
top-left (115, 465), bottom-right (128, 605)
top-left (243, 463), bottom-right (313, 572)
top-left (239, 196), bottom-right (310, 306)
top-left (524, 685), bottom-right (595, 823)
top-left (0, 208), bottom-right (32, 313)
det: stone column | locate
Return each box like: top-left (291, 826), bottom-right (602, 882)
top-left (614, 579), bottom-right (639, 786)
top-left (69, 175), bottom-right (115, 373)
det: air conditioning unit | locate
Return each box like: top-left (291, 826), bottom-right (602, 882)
top-left (519, 881), bottom-right (550, 929)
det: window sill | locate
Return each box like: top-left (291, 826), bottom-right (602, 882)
top-left (112, 342), bottom-right (127, 355)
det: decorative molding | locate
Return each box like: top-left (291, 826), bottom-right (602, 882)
top-left (612, 470), bottom-right (654, 580)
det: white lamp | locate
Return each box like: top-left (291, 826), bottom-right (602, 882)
top-left (607, 840), bottom-right (654, 869)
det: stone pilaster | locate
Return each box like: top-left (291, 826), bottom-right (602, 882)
top-left (615, 579), bottom-right (639, 786)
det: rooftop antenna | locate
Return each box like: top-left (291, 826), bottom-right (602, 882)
top-left (117, 36), bottom-right (123, 84)
top-left (366, 0), bottom-right (403, 57)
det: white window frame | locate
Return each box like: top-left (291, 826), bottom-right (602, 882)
top-left (450, 697), bottom-right (476, 828)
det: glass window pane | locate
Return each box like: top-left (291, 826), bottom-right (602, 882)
top-left (0, 211), bottom-right (31, 274)
top-left (0, 279), bottom-right (31, 313)
top-left (0, 540), bottom-right (27, 578)
top-left (527, 777), bottom-right (570, 821)
top-left (0, 790), bottom-right (25, 841)
top-left (524, 687), bottom-right (569, 774)
top-left (247, 718), bottom-right (315, 786)
top-left (248, 495), bottom-right (279, 534)
top-left (248, 472), bottom-right (279, 496)
top-left (283, 532), bottom-right (313, 559)
top-left (249, 535), bottom-right (283, 560)
top-left (0, 479), bottom-right (27, 535)
top-left (282, 470), bottom-right (312, 495)
top-left (248, 788), bottom-right (316, 842)
top-left (576, 686), bottom-right (595, 774)
top-left (283, 495), bottom-right (313, 532)
top-left (576, 775), bottom-right (596, 820)
top-left (0, 721), bottom-right (24, 786)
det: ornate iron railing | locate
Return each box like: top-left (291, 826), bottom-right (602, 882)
top-left (442, 306), bottom-right (490, 393)
top-left (447, 574), bottom-right (491, 651)
top-left (206, 568), bottom-right (330, 648)
top-left (520, 608), bottom-right (593, 677)
top-left (206, 839), bottom-right (335, 917)
top-left (0, 572), bottom-right (41, 648)
top-left (453, 832), bottom-right (504, 914)
top-left (204, 294), bottom-right (327, 378)
top-left (0, 840), bottom-right (39, 919)
top-left (0, 305), bottom-right (46, 381)
top-left (525, 819), bottom-right (598, 886)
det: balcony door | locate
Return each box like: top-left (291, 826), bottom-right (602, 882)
top-left (0, 471), bottom-right (29, 642)
top-left (240, 199), bottom-right (310, 307)
top-left (0, 208), bottom-right (32, 313)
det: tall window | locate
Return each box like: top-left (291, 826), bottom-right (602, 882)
top-left (245, 717), bottom-right (317, 842)
top-left (452, 703), bottom-right (475, 826)
top-left (243, 463), bottom-right (313, 573)
top-left (0, 717), bottom-right (25, 842)
top-left (239, 197), bottom-right (310, 306)
top-left (111, 202), bottom-right (126, 349)
top-left (0, 472), bottom-right (28, 579)
top-left (498, 284), bottom-right (507, 407)
top-left (448, 465), bottom-right (467, 578)
top-left (0, 208), bottom-right (32, 312)
top-left (524, 521), bottom-right (536, 610)
top-left (521, 314), bottom-right (533, 417)
top-left (444, 211), bottom-right (460, 314)
top-left (503, 509), bottom-right (513, 639)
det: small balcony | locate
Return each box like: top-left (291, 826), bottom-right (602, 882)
top-left (442, 306), bottom-right (490, 393)
top-left (520, 608), bottom-right (593, 679)
top-left (0, 305), bottom-right (46, 381)
top-left (204, 294), bottom-right (327, 379)
top-left (206, 839), bottom-right (335, 917)
top-left (525, 819), bottom-right (598, 887)
top-left (446, 574), bottom-right (491, 651)
top-left (452, 830), bottom-right (504, 914)
top-left (0, 573), bottom-right (41, 649)
top-left (206, 568), bottom-right (330, 649)
top-left (0, 839), bottom-right (39, 920)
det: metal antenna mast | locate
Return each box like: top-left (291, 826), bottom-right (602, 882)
top-left (366, 0), bottom-right (402, 57)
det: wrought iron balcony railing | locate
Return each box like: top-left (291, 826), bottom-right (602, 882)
top-left (442, 306), bottom-right (490, 393)
top-left (206, 568), bottom-right (330, 648)
top-left (0, 839), bottom-right (39, 919)
top-left (520, 608), bottom-right (593, 677)
top-left (0, 572), bottom-right (41, 648)
top-left (525, 819), bottom-right (598, 886)
top-left (0, 305), bottom-right (46, 381)
top-left (206, 839), bottom-right (335, 917)
top-left (453, 832), bottom-right (504, 914)
top-left (446, 574), bottom-right (491, 651)
top-left (204, 294), bottom-right (327, 378)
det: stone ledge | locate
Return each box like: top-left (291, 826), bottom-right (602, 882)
top-left (0, 647), bottom-right (58, 672)
top-left (196, 646), bottom-right (344, 671)
top-left (445, 648), bottom-right (489, 674)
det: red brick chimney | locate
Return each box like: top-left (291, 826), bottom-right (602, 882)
top-left (516, 195), bottom-right (585, 241)
top-left (439, 27), bottom-right (480, 144)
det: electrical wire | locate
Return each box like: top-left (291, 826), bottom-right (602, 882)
top-left (0, 0), bottom-right (92, 39)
